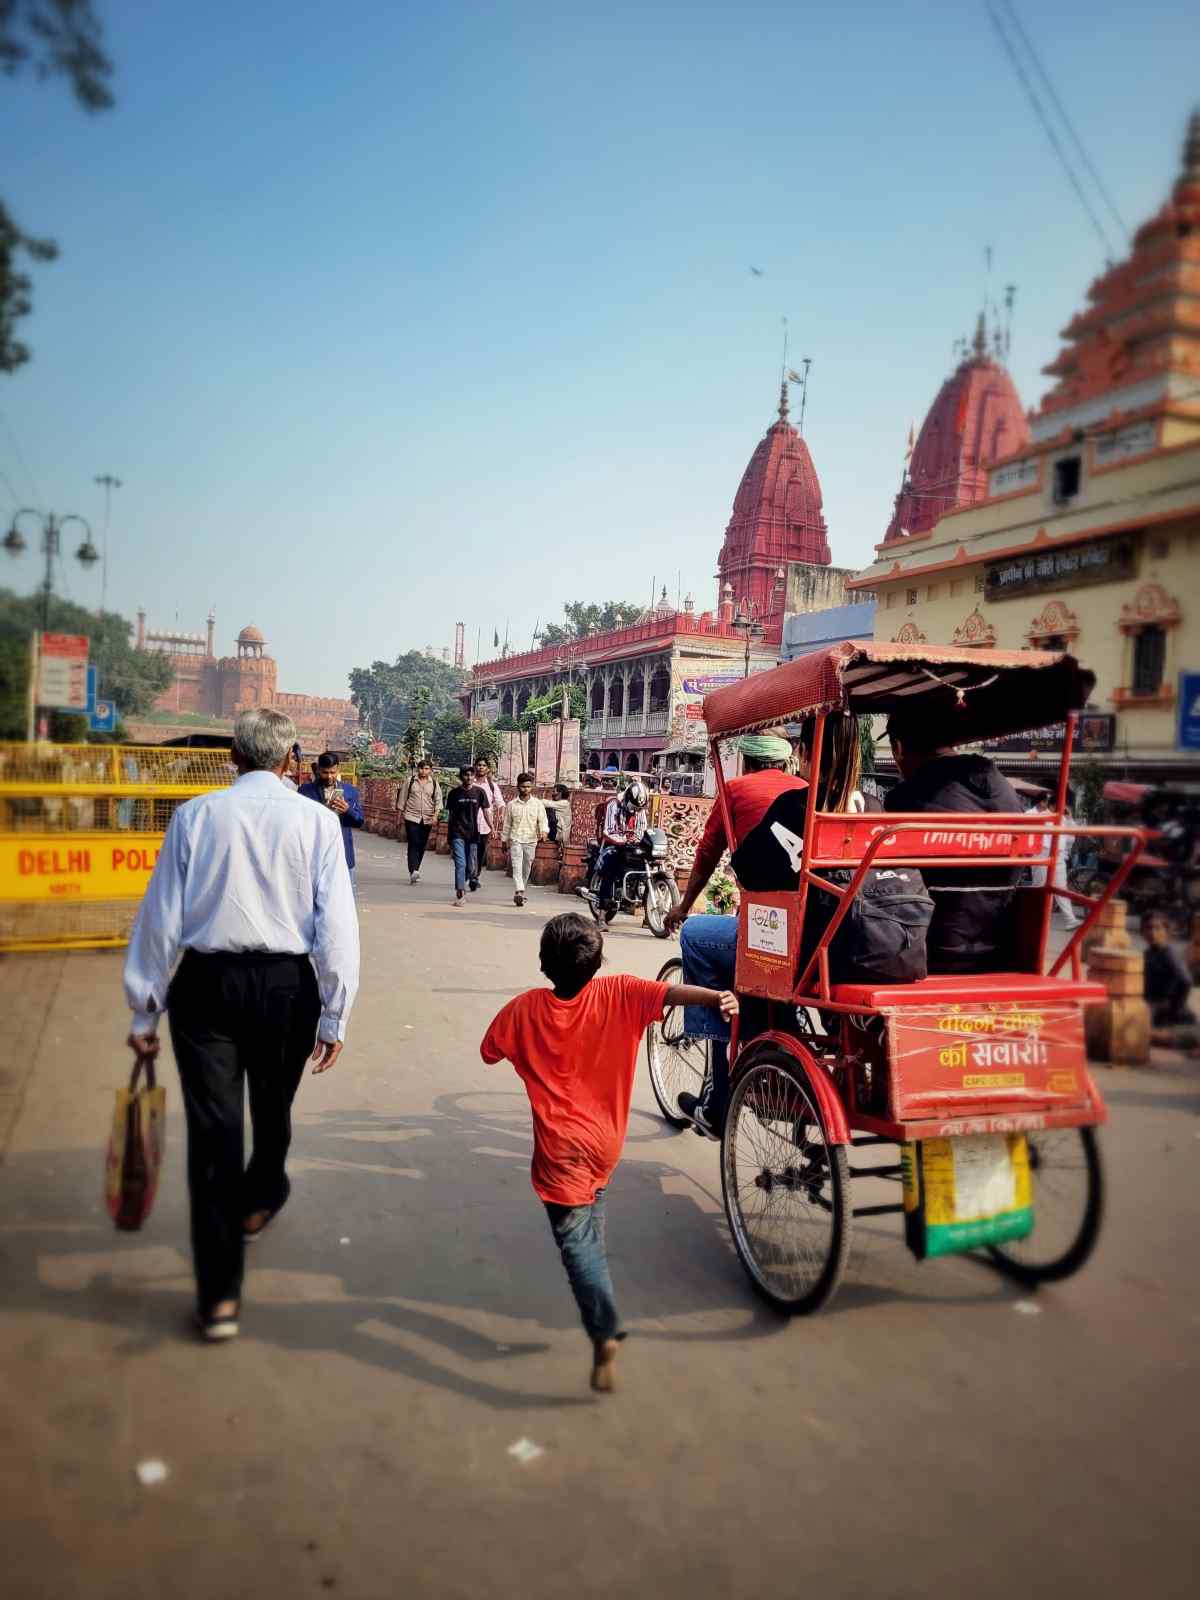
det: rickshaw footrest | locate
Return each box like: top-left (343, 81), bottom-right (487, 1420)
top-left (852, 1202), bottom-right (906, 1219)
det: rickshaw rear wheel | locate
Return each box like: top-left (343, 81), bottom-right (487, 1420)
top-left (986, 1126), bottom-right (1103, 1284)
top-left (721, 1047), bottom-right (851, 1315)
top-left (645, 957), bottom-right (710, 1126)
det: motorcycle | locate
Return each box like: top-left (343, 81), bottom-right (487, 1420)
top-left (577, 826), bottom-right (680, 938)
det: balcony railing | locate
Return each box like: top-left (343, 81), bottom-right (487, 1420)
top-left (588, 709), bottom-right (670, 740)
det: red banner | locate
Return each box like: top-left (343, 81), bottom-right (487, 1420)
top-left (811, 815), bottom-right (1045, 865)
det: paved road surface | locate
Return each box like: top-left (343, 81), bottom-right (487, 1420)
top-left (2, 834), bottom-right (1197, 1599)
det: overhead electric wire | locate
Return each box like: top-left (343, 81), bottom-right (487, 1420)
top-left (0, 465), bottom-right (20, 506)
top-left (984, 0), bottom-right (1118, 260)
top-left (997, 0), bottom-right (1129, 244)
top-left (0, 402), bottom-right (41, 505)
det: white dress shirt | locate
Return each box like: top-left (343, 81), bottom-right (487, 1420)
top-left (123, 770), bottom-right (360, 1043)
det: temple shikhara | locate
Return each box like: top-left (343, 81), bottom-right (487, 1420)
top-left (851, 110), bottom-right (1200, 780)
top-left (466, 378), bottom-right (858, 778)
top-left (130, 612), bottom-right (360, 749)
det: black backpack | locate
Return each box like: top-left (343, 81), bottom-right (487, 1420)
top-left (730, 787), bottom-right (933, 987)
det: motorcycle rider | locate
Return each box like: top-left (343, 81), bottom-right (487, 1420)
top-left (594, 780), bottom-right (650, 915)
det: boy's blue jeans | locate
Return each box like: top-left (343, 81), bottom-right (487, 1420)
top-left (680, 914), bottom-right (737, 1120)
top-left (450, 836), bottom-right (478, 893)
top-left (543, 1186), bottom-right (622, 1342)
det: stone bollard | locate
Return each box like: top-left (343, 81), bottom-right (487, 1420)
top-left (559, 844), bottom-right (589, 895)
top-left (1081, 896), bottom-right (1129, 966)
top-left (1084, 903), bottom-right (1150, 1065)
top-left (529, 840), bottom-right (562, 886)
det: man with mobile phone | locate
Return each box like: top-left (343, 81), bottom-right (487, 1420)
top-left (299, 752), bottom-right (365, 885)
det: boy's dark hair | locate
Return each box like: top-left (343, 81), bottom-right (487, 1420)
top-left (458, 765), bottom-right (472, 782)
top-left (1140, 908), bottom-right (1168, 932)
top-left (540, 913), bottom-right (603, 996)
top-left (517, 771), bottom-right (534, 785)
top-left (317, 751), bottom-right (338, 771)
top-left (552, 783), bottom-right (570, 799)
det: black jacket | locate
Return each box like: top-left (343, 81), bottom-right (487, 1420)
top-left (885, 755), bottom-right (1022, 973)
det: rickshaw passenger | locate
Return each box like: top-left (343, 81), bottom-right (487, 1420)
top-left (885, 712), bottom-right (1023, 974)
top-left (664, 718), bottom-right (862, 1136)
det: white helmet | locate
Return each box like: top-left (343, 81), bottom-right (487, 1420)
top-left (623, 780), bottom-right (649, 811)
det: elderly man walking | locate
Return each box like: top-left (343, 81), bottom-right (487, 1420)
top-left (123, 709), bottom-right (360, 1342)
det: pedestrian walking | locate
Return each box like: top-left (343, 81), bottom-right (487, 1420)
top-left (398, 758), bottom-right (442, 884)
top-left (122, 709), bottom-right (359, 1342)
top-left (446, 764), bottom-right (490, 904)
top-left (299, 753), bottom-right (364, 887)
top-left (480, 913), bottom-right (736, 1392)
top-left (503, 772), bottom-right (548, 906)
top-left (472, 757), bottom-right (505, 880)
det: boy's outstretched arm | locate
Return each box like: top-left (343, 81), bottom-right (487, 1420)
top-left (664, 984), bottom-right (739, 1020)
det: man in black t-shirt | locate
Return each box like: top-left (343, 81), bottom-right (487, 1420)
top-left (445, 766), bottom-right (490, 905)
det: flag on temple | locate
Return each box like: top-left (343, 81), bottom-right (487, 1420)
top-left (786, 368), bottom-right (803, 383)
top-left (905, 422), bottom-right (915, 461)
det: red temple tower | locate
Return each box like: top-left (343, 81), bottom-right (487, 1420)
top-left (883, 318), bottom-right (1028, 544)
top-left (717, 379), bottom-right (831, 622)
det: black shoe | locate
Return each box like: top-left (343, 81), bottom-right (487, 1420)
top-left (469, 879), bottom-right (479, 892)
top-left (677, 1092), bottom-right (720, 1140)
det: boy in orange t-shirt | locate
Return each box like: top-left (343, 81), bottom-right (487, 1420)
top-left (481, 912), bottom-right (737, 1393)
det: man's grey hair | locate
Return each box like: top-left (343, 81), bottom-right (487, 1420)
top-left (233, 708), bottom-right (297, 771)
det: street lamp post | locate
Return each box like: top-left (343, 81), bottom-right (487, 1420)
top-left (4, 509), bottom-right (100, 738)
top-left (93, 473), bottom-right (122, 617)
top-left (731, 601), bottom-right (765, 678)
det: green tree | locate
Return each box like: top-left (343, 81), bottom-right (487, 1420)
top-left (519, 682), bottom-right (587, 731)
top-left (535, 601), bottom-right (643, 647)
top-left (428, 710), bottom-right (499, 770)
top-left (401, 685), bottom-right (431, 764)
top-left (0, 588), bottom-right (172, 737)
top-left (2, 2), bottom-right (115, 373)
top-left (348, 651), bottom-right (466, 743)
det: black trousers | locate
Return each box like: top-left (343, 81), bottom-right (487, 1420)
top-left (405, 820), bottom-right (432, 874)
top-left (168, 950), bottom-right (321, 1310)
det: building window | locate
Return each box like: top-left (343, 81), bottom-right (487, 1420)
top-left (906, 588), bottom-right (917, 606)
top-left (1149, 537), bottom-right (1169, 560)
top-left (1132, 626), bottom-right (1166, 694)
top-left (649, 664), bottom-right (671, 713)
top-left (884, 591), bottom-right (897, 610)
top-left (1052, 456), bottom-right (1081, 504)
top-left (950, 579), bottom-right (964, 597)
top-left (927, 583), bottom-right (940, 601)
top-left (974, 575), bottom-right (984, 593)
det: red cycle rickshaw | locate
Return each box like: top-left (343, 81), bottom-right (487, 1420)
top-left (646, 642), bottom-right (1148, 1314)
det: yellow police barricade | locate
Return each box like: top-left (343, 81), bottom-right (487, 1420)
top-left (0, 743), bottom-right (235, 952)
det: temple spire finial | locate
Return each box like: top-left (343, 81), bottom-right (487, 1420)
top-left (972, 310), bottom-right (987, 359)
top-left (778, 375), bottom-right (789, 421)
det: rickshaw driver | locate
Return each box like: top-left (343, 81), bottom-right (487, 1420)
top-left (885, 711), bottom-right (1024, 974)
top-left (663, 729), bottom-right (806, 1137)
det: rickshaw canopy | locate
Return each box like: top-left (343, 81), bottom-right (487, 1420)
top-left (702, 641), bottom-right (1095, 747)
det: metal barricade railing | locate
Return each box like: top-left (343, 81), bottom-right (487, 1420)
top-left (0, 742), bottom-right (235, 952)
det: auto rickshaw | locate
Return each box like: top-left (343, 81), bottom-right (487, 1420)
top-left (646, 642), bottom-right (1148, 1314)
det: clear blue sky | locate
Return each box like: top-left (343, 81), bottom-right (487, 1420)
top-left (1, 1), bottom-right (1195, 698)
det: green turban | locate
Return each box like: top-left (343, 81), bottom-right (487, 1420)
top-left (738, 734), bottom-right (792, 763)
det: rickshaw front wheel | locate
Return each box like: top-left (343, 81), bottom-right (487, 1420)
top-left (645, 958), bottom-right (710, 1126)
top-left (987, 1126), bottom-right (1103, 1284)
top-left (721, 1047), bottom-right (851, 1315)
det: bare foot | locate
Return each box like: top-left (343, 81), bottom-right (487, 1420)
top-left (243, 1208), bottom-right (272, 1236)
top-left (591, 1338), bottom-right (620, 1393)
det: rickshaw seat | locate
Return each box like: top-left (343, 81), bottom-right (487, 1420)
top-left (829, 972), bottom-right (1107, 1010)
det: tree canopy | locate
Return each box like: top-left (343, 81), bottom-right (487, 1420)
top-left (0, 587), bottom-right (173, 738)
top-left (1, 1), bottom-right (114, 373)
top-left (348, 650), bottom-right (468, 743)
top-left (535, 601), bottom-right (643, 647)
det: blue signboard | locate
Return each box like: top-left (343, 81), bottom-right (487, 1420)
top-left (86, 665), bottom-right (118, 732)
top-left (1179, 672), bottom-right (1200, 751)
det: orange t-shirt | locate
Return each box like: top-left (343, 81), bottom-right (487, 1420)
top-left (480, 974), bottom-right (668, 1205)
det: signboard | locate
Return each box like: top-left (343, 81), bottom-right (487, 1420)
top-left (495, 730), bottom-right (527, 787)
top-left (680, 673), bottom-right (744, 696)
top-left (37, 632), bottom-right (89, 710)
top-left (979, 713), bottom-right (1115, 756)
top-left (887, 1002), bottom-right (1090, 1124)
top-left (89, 697), bottom-right (118, 734)
top-left (735, 891), bottom-right (801, 1001)
top-left (558, 718), bottom-right (581, 785)
top-left (534, 722), bottom-right (558, 786)
top-left (0, 833), bottom-right (162, 902)
top-left (1179, 672), bottom-right (1200, 751)
top-left (984, 534), bottom-right (1135, 603)
top-left (810, 816), bottom-right (1044, 865)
